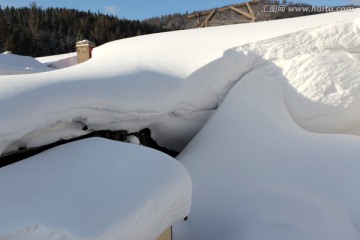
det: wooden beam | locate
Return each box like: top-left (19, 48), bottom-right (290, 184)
top-left (246, 2), bottom-right (255, 17)
top-left (199, 9), bottom-right (216, 28)
top-left (228, 5), bottom-right (256, 20)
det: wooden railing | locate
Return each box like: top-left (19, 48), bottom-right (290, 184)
top-left (187, 0), bottom-right (259, 28)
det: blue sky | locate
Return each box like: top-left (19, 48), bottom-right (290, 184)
top-left (0, 0), bottom-right (358, 20)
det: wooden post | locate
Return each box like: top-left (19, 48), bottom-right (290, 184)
top-left (157, 227), bottom-right (172, 240)
top-left (199, 9), bottom-right (216, 28)
top-left (246, 2), bottom-right (255, 16)
top-left (76, 40), bottom-right (95, 64)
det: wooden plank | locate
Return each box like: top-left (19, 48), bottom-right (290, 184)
top-left (188, 12), bottom-right (201, 19)
top-left (206, 9), bottom-right (217, 25)
top-left (199, 9), bottom-right (216, 28)
top-left (246, 2), bottom-right (255, 17)
top-left (228, 6), bottom-right (256, 20)
top-left (198, 20), bottom-right (206, 28)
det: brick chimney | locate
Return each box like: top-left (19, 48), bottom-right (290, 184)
top-left (76, 40), bottom-right (95, 64)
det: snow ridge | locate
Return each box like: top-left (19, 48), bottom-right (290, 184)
top-left (233, 19), bottom-right (360, 134)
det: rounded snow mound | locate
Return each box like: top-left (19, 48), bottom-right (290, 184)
top-left (0, 138), bottom-right (191, 240)
top-left (0, 53), bottom-right (52, 75)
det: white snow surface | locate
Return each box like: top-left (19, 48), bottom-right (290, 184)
top-left (0, 10), bottom-right (359, 156)
top-left (0, 9), bottom-right (360, 240)
top-left (174, 56), bottom-right (360, 240)
top-left (0, 138), bottom-right (192, 240)
top-left (36, 52), bottom-right (77, 69)
top-left (126, 135), bottom-right (141, 145)
top-left (0, 53), bottom-right (52, 75)
top-left (171, 12), bottom-right (360, 240)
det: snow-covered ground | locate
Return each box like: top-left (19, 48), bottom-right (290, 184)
top-left (0, 8), bottom-right (360, 240)
top-left (0, 138), bottom-right (191, 240)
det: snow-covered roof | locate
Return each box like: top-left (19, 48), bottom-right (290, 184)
top-left (0, 138), bottom-right (191, 240)
top-left (0, 53), bottom-right (52, 75)
top-left (36, 52), bottom-right (77, 69)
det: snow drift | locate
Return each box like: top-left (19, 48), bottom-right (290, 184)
top-left (173, 17), bottom-right (360, 240)
top-left (0, 138), bottom-right (191, 240)
top-left (236, 19), bottom-right (360, 135)
top-left (0, 53), bottom-right (52, 75)
top-left (0, 10), bottom-right (359, 156)
top-left (174, 53), bottom-right (360, 240)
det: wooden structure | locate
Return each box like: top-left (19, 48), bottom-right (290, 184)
top-left (76, 40), bottom-right (95, 64)
top-left (187, 0), bottom-right (258, 28)
top-left (157, 227), bottom-right (172, 240)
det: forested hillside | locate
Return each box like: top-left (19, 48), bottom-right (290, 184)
top-left (0, 4), bottom-right (167, 57)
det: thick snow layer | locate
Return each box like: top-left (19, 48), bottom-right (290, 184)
top-left (172, 17), bottom-right (360, 239)
top-left (0, 10), bottom-right (359, 156)
top-left (36, 52), bottom-right (77, 69)
top-left (91, 9), bottom-right (359, 78)
top-left (0, 53), bottom-right (52, 75)
top-left (0, 138), bottom-right (191, 240)
top-left (174, 61), bottom-right (360, 240)
top-left (233, 20), bottom-right (360, 135)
